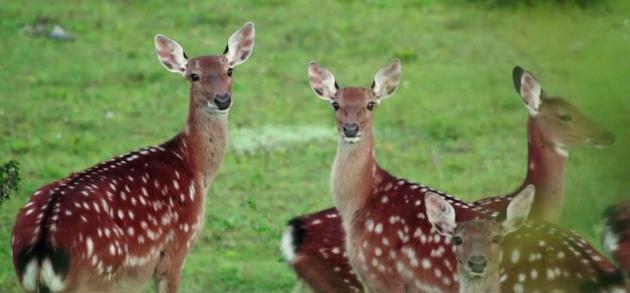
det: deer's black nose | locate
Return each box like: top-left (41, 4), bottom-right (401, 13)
top-left (468, 255), bottom-right (488, 273)
top-left (213, 94), bottom-right (231, 110)
top-left (342, 123), bottom-right (360, 138)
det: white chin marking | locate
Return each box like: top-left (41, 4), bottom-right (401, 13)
top-left (554, 146), bottom-right (569, 157)
top-left (343, 136), bottom-right (361, 144)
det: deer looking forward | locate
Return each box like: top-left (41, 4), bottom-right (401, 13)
top-left (11, 22), bottom-right (255, 293)
top-left (307, 59), bottom-right (623, 293)
top-left (426, 186), bottom-right (534, 293)
top-left (281, 65), bottom-right (614, 293)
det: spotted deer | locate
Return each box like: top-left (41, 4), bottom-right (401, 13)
top-left (425, 186), bottom-right (534, 293)
top-left (281, 65), bottom-right (615, 292)
top-left (303, 59), bottom-right (623, 292)
top-left (474, 66), bottom-right (615, 223)
top-left (603, 201), bottom-right (630, 291)
top-left (11, 22), bottom-right (255, 293)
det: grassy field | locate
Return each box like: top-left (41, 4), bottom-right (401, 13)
top-left (1, 0), bottom-right (629, 292)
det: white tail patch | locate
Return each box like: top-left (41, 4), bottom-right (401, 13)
top-left (22, 259), bottom-right (39, 291)
top-left (41, 257), bottom-right (65, 292)
top-left (281, 225), bottom-right (297, 263)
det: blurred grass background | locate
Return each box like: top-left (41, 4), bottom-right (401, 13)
top-left (0, 0), bottom-right (629, 291)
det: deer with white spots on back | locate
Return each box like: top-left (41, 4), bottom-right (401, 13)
top-left (426, 186), bottom-right (535, 293)
top-left (11, 22), bottom-right (255, 293)
top-left (281, 66), bottom-right (615, 293)
top-left (305, 60), bottom-right (624, 293)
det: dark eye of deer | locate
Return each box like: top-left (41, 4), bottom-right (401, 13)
top-left (332, 102), bottom-right (340, 111)
top-left (492, 235), bottom-right (502, 244)
top-left (190, 73), bottom-right (200, 81)
top-left (453, 236), bottom-right (463, 245)
top-left (367, 101), bottom-right (376, 111)
top-left (227, 68), bottom-right (233, 77)
top-left (559, 114), bottom-right (572, 122)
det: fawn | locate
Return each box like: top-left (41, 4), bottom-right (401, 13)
top-left (11, 23), bottom-right (255, 293)
top-left (302, 59), bottom-right (623, 292)
top-left (425, 185), bottom-right (534, 293)
top-left (282, 65), bottom-right (614, 292)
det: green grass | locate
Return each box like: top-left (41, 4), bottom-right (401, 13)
top-left (1, 0), bottom-right (629, 292)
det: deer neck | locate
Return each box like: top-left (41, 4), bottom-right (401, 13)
top-left (458, 269), bottom-right (500, 293)
top-left (177, 96), bottom-right (228, 190)
top-left (331, 127), bottom-right (378, 226)
top-left (521, 118), bottom-right (567, 221)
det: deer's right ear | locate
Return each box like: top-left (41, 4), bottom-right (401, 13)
top-left (425, 192), bottom-right (456, 236)
top-left (154, 35), bottom-right (188, 75)
top-left (513, 66), bottom-right (542, 115)
top-left (503, 184), bottom-right (535, 234)
top-left (308, 62), bottom-right (338, 101)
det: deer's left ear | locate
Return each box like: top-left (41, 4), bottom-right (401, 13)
top-left (425, 192), bottom-right (456, 236)
top-left (503, 184), bottom-right (535, 234)
top-left (224, 22), bottom-right (255, 67)
top-left (372, 59), bottom-right (402, 101)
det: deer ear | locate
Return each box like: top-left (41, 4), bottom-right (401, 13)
top-left (308, 62), bottom-right (338, 101)
top-left (154, 34), bottom-right (188, 75)
top-left (225, 22), bottom-right (255, 67)
top-left (425, 192), bottom-right (456, 236)
top-left (503, 184), bottom-right (535, 234)
top-left (512, 66), bottom-right (542, 115)
top-left (372, 59), bottom-right (402, 101)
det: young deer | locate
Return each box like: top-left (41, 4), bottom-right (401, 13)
top-left (11, 22), bottom-right (255, 293)
top-left (304, 59), bottom-right (623, 292)
top-left (603, 201), bottom-right (630, 291)
top-left (281, 65), bottom-right (614, 292)
top-left (425, 185), bottom-right (534, 293)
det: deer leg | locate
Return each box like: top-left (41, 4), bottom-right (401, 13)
top-left (154, 249), bottom-right (187, 293)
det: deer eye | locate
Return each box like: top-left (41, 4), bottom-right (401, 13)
top-left (559, 114), bottom-right (572, 122)
top-left (492, 235), bottom-right (502, 244)
top-left (332, 102), bottom-right (340, 111)
top-left (367, 101), bottom-right (376, 111)
top-left (227, 68), bottom-right (233, 77)
top-left (190, 73), bottom-right (200, 81)
top-left (452, 236), bottom-right (463, 245)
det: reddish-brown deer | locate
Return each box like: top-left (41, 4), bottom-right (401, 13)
top-left (11, 22), bottom-right (255, 293)
top-left (281, 65), bottom-right (614, 292)
top-left (474, 66), bottom-right (614, 223)
top-left (425, 186), bottom-right (534, 293)
top-left (603, 201), bottom-right (630, 291)
top-left (303, 59), bottom-right (623, 292)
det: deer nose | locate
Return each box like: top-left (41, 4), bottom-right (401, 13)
top-left (467, 255), bottom-right (488, 273)
top-left (342, 123), bottom-right (360, 138)
top-left (213, 94), bottom-right (231, 110)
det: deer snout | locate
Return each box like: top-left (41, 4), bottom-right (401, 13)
top-left (213, 94), bottom-right (232, 110)
top-left (467, 255), bottom-right (488, 274)
top-left (342, 123), bottom-right (360, 138)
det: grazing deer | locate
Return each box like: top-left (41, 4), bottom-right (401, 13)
top-left (11, 22), bottom-right (255, 293)
top-left (603, 201), bottom-right (630, 291)
top-left (303, 59), bottom-right (623, 292)
top-left (425, 186), bottom-right (534, 293)
top-left (281, 65), bottom-right (614, 292)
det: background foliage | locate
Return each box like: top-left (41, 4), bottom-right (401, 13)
top-left (0, 0), bottom-right (628, 291)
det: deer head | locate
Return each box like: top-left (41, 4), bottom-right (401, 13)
top-left (155, 22), bottom-right (255, 115)
top-left (308, 59), bottom-right (401, 144)
top-left (426, 185), bottom-right (535, 279)
top-left (513, 66), bottom-right (614, 156)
